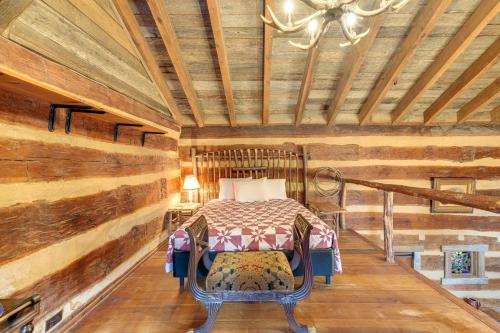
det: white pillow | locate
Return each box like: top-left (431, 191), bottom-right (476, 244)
top-left (234, 178), bottom-right (268, 202)
top-left (218, 177), bottom-right (252, 200)
top-left (266, 179), bottom-right (287, 200)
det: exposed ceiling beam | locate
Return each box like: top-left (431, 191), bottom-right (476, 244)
top-left (326, 13), bottom-right (385, 126)
top-left (0, 36), bottom-right (179, 134)
top-left (0, 0), bottom-right (33, 33)
top-left (457, 77), bottom-right (499, 124)
top-left (112, 0), bottom-right (182, 123)
top-left (424, 37), bottom-right (499, 124)
top-left (262, 0), bottom-right (273, 126)
top-left (207, 0), bottom-right (237, 127)
top-left (357, 0), bottom-right (452, 125)
top-left (391, 0), bottom-right (500, 124)
top-left (147, 0), bottom-right (205, 127)
top-left (295, 45), bottom-right (320, 126)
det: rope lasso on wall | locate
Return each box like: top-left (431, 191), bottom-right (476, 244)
top-left (312, 167), bottom-right (344, 198)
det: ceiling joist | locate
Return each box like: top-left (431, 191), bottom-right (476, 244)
top-left (327, 12), bottom-right (385, 126)
top-left (147, 0), bottom-right (205, 127)
top-left (357, 0), bottom-right (452, 125)
top-left (295, 45), bottom-right (320, 126)
top-left (262, 0), bottom-right (273, 126)
top-left (112, 0), bottom-right (182, 122)
top-left (424, 37), bottom-right (500, 124)
top-left (457, 77), bottom-right (499, 124)
top-left (391, 0), bottom-right (500, 124)
top-left (207, 0), bottom-right (237, 127)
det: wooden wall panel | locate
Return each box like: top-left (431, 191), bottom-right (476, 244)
top-left (0, 180), bottom-right (166, 265)
top-left (180, 124), bottom-right (500, 138)
top-left (0, 88), bottom-right (180, 331)
top-left (0, 140), bottom-right (176, 182)
top-left (12, 216), bottom-right (165, 318)
top-left (180, 144), bottom-right (499, 162)
top-left (0, 89), bottom-right (178, 150)
top-left (347, 213), bottom-right (499, 232)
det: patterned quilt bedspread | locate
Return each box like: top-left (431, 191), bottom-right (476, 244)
top-left (165, 198), bottom-right (342, 273)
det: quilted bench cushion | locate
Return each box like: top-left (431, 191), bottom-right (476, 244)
top-left (206, 251), bottom-right (294, 291)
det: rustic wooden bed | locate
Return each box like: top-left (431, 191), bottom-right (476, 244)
top-left (171, 147), bottom-right (338, 287)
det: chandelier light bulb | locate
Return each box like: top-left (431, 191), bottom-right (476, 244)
top-left (307, 20), bottom-right (318, 34)
top-left (284, 0), bottom-right (294, 15)
top-left (345, 13), bottom-right (357, 28)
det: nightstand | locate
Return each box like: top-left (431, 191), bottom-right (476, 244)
top-left (308, 201), bottom-right (346, 236)
top-left (167, 202), bottom-right (201, 235)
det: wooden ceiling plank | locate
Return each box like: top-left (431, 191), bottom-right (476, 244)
top-left (492, 105), bottom-right (500, 124)
top-left (295, 46), bottom-right (320, 126)
top-left (0, 35), bottom-right (179, 134)
top-left (93, 0), bottom-right (121, 22)
top-left (457, 77), bottom-right (500, 124)
top-left (207, 0), bottom-right (237, 127)
top-left (391, 0), bottom-right (500, 125)
top-left (147, 0), bottom-right (205, 127)
top-left (43, 0), bottom-right (145, 76)
top-left (111, 0), bottom-right (182, 122)
top-left (262, 0), bottom-right (273, 126)
top-left (327, 14), bottom-right (385, 126)
top-left (9, 1), bottom-right (167, 113)
top-left (424, 37), bottom-right (500, 124)
top-left (67, 0), bottom-right (138, 57)
top-left (0, 0), bottom-right (33, 33)
top-left (358, 0), bottom-right (452, 125)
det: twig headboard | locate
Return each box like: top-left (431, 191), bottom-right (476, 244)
top-left (190, 147), bottom-right (310, 205)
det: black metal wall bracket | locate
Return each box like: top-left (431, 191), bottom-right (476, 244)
top-left (141, 131), bottom-right (165, 146)
top-left (114, 123), bottom-right (143, 142)
top-left (65, 109), bottom-right (106, 134)
top-left (49, 104), bottom-right (92, 132)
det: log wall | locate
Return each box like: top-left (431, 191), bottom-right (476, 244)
top-left (180, 124), bottom-right (500, 312)
top-left (0, 88), bottom-right (180, 332)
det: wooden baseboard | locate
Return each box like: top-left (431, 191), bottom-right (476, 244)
top-left (350, 229), bottom-right (499, 331)
top-left (54, 240), bottom-right (167, 333)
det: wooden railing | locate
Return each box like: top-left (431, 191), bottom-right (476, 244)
top-left (343, 178), bottom-right (500, 263)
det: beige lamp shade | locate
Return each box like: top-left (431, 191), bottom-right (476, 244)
top-left (183, 175), bottom-right (200, 190)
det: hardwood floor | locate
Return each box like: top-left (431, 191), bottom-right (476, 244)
top-left (69, 230), bottom-right (498, 332)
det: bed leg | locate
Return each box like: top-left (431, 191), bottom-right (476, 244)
top-left (325, 275), bottom-right (331, 285)
top-left (179, 276), bottom-right (185, 289)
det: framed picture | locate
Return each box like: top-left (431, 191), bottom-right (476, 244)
top-left (432, 178), bottom-right (475, 213)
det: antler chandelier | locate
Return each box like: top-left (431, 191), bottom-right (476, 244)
top-left (261, 0), bottom-right (411, 50)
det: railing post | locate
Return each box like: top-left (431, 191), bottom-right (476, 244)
top-left (339, 182), bottom-right (347, 230)
top-left (383, 191), bottom-right (394, 263)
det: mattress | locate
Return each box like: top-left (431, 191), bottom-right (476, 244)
top-left (166, 198), bottom-right (342, 273)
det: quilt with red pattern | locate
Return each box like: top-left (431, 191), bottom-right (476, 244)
top-left (165, 199), bottom-right (342, 273)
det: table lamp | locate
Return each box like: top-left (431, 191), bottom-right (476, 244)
top-left (183, 175), bottom-right (200, 203)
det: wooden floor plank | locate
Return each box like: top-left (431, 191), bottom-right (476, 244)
top-left (69, 230), bottom-right (497, 333)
